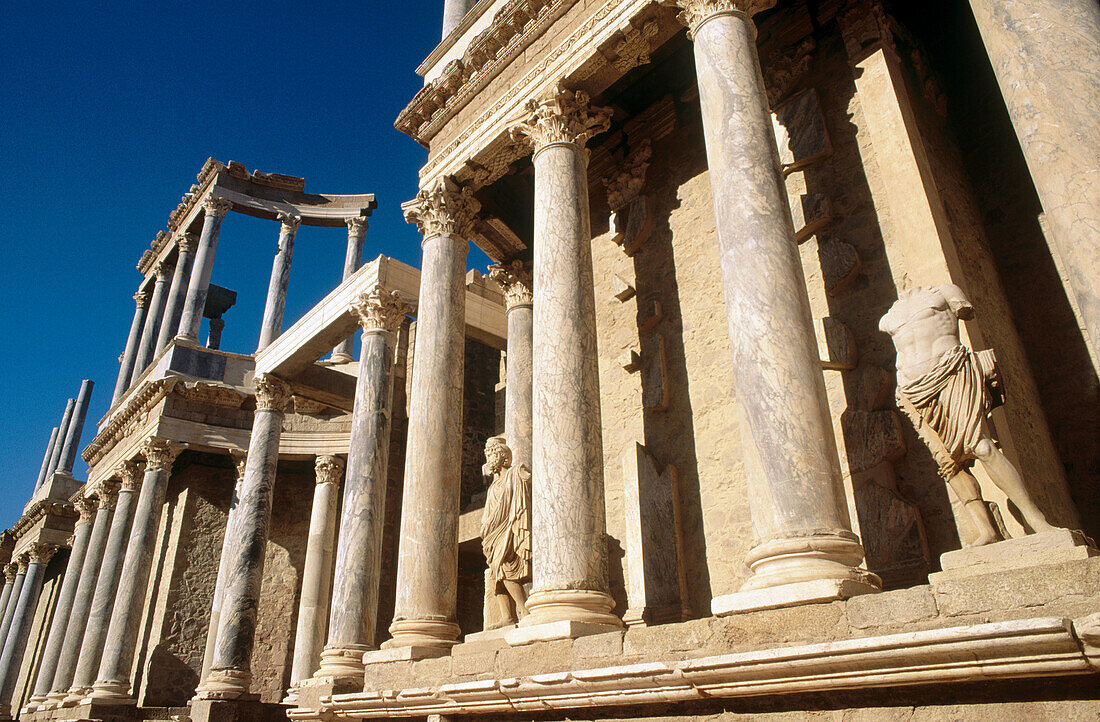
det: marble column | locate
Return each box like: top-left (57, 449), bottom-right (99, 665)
top-left (441, 0), bottom-right (478, 38)
top-left (257, 212), bottom-right (301, 352)
top-left (968, 0), bottom-right (1100, 368)
top-left (667, 0), bottom-right (877, 610)
top-left (88, 439), bottom-right (183, 704)
top-left (177, 197), bottom-right (233, 343)
top-left (0, 565), bottom-right (22, 653)
top-left (154, 233), bottom-right (198, 355)
top-left (45, 400), bottom-right (75, 482)
top-left (47, 482), bottom-right (118, 706)
top-left (207, 316), bottom-right (225, 350)
top-left (33, 427), bottom-right (60, 492)
top-left (318, 288), bottom-right (407, 675)
top-left (195, 374), bottom-right (291, 699)
top-left (386, 178), bottom-right (476, 649)
top-left (200, 452), bottom-right (247, 681)
top-left (113, 291), bottom-right (150, 404)
top-left (56, 379), bottom-right (93, 475)
top-left (66, 462), bottom-right (141, 704)
top-left (510, 88), bottom-right (621, 633)
top-left (488, 261), bottom-right (534, 469)
top-left (286, 455), bottom-right (344, 698)
top-left (130, 262), bottom-right (173, 382)
top-left (26, 498), bottom-right (96, 709)
top-left (331, 217), bottom-right (370, 363)
top-left (0, 544), bottom-right (57, 715)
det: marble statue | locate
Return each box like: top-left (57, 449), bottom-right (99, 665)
top-left (880, 284), bottom-right (1055, 545)
top-left (480, 436), bottom-right (531, 627)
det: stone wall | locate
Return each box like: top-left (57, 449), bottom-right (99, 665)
top-left (461, 338), bottom-right (503, 511)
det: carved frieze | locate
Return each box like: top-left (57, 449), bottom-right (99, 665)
top-left (173, 380), bottom-right (248, 409)
top-left (83, 377), bottom-right (179, 467)
top-left (604, 139), bottom-right (653, 213)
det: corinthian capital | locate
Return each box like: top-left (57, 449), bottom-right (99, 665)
top-left (176, 233), bottom-right (197, 254)
top-left (95, 481), bottom-right (120, 510)
top-left (487, 260), bottom-right (534, 309)
top-left (75, 496), bottom-right (97, 524)
top-left (314, 455), bottom-right (345, 486)
top-left (278, 211), bottom-right (302, 233)
top-left (350, 286), bottom-right (410, 334)
top-left (142, 437), bottom-right (184, 472)
top-left (28, 543), bottom-right (58, 565)
top-left (510, 88), bottom-right (612, 153)
top-left (254, 373), bottom-right (292, 412)
top-left (3, 563), bottom-right (16, 584)
top-left (402, 177), bottom-right (481, 239)
top-left (345, 216), bottom-right (369, 236)
top-left (154, 261), bottom-right (174, 281)
top-left (660, 0), bottom-right (776, 34)
top-left (134, 290), bottom-right (150, 308)
top-left (202, 197), bottom-right (233, 219)
top-left (117, 459), bottom-right (144, 491)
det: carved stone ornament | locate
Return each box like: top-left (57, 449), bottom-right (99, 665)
top-left (764, 37), bottom-right (816, 107)
top-left (142, 437), bottom-right (184, 472)
top-left (612, 20), bottom-right (660, 73)
top-left (176, 232), bottom-right (197, 255)
top-left (3, 563), bottom-right (16, 584)
top-left (230, 450), bottom-right (248, 480)
top-left (278, 211), bottom-right (302, 233)
top-left (510, 87), bottom-right (613, 153)
top-left (402, 176), bottom-right (481, 239)
top-left (133, 290), bottom-right (150, 308)
top-left (604, 139), bottom-right (653, 213)
top-left (117, 459), bottom-right (144, 491)
top-left (660, 0), bottom-right (777, 35)
top-left (345, 216), bottom-right (369, 236)
top-left (487, 260), bottom-right (534, 309)
top-left (28, 543), bottom-right (58, 565)
top-left (202, 196), bottom-right (233, 218)
top-left (15, 554), bottom-right (29, 573)
top-left (154, 261), bottom-right (173, 281)
top-left (75, 496), bottom-right (97, 524)
top-left (347, 286), bottom-right (407, 335)
top-left (315, 455), bottom-right (346, 486)
top-left (95, 481), bottom-right (120, 510)
top-left (253, 373), bottom-right (293, 412)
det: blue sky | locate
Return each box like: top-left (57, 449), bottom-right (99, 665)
top-left (0, 2), bottom-right (488, 529)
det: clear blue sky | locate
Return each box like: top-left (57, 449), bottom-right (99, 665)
top-left (0, 1), bottom-right (489, 529)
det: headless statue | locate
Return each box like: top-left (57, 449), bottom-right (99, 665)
top-left (481, 436), bottom-right (531, 627)
top-left (879, 284), bottom-right (1054, 545)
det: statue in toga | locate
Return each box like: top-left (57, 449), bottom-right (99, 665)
top-left (481, 436), bottom-right (531, 627)
top-left (879, 284), bottom-right (1054, 545)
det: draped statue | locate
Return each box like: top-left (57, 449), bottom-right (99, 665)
top-left (480, 436), bottom-right (531, 627)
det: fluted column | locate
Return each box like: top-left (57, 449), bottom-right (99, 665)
top-left (318, 288), bottom-right (408, 676)
top-left (33, 427), bottom-right (60, 492)
top-left (177, 197), bottom-right (232, 342)
top-left (488, 261), bottom-right (534, 469)
top-left (0, 565), bottom-right (23, 656)
top-left (200, 452), bottom-right (247, 681)
top-left (257, 212), bottom-right (301, 352)
top-left (66, 462), bottom-right (141, 704)
top-left (113, 291), bottom-right (150, 404)
top-left (386, 178), bottom-right (476, 649)
top-left (0, 544), bottom-right (57, 716)
top-left (331, 217), bottom-right (370, 363)
top-left (56, 379), bottom-right (93, 475)
top-left (26, 498), bottom-right (96, 709)
top-left (441, 0), bottom-right (478, 38)
top-left (154, 233), bottom-right (198, 355)
top-left (665, 0), bottom-right (877, 611)
top-left (88, 439), bottom-right (183, 704)
top-left (130, 262), bottom-right (173, 382)
top-left (195, 375), bottom-right (291, 699)
top-left (509, 88), bottom-right (621, 634)
top-left (47, 482), bottom-right (118, 706)
top-left (286, 455), bottom-right (345, 699)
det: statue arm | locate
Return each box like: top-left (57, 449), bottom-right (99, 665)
top-left (940, 284), bottom-right (975, 320)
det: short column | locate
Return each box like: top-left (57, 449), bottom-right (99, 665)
top-left (177, 197), bottom-right (232, 342)
top-left (488, 261), bottom-right (534, 469)
top-left (968, 0), bottom-right (1100, 367)
top-left (510, 88), bottom-right (621, 637)
top-left (386, 178), bottom-right (477, 649)
top-left (154, 233), bottom-right (198, 355)
top-left (88, 439), bottom-right (183, 705)
top-left (66, 462), bottom-right (142, 704)
top-left (26, 498), bottom-right (96, 709)
top-left (200, 452), bottom-right (247, 681)
top-left (0, 544), bottom-right (57, 716)
top-left (286, 455), bottom-right (344, 700)
top-left (318, 288), bottom-right (407, 675)
top-left (129, 262), bottom-right (173, 382)
top-left (112, 291), bottom-right (149, 404)
top-left (331, 217), bottom-right (369, 363)
top-left (257, 212), bottom-right (301, 351)
top-left (195, 374), bottom-right (291, 699)
top-left (47, 482), bottom-right (118, 706)
top-left (667, 0), bottom-right (878, 612)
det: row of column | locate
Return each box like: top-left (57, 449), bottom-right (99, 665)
top-left (33, 379), bottom-right (94, 493)
top-left (0, 544), bottom-right (57, 717)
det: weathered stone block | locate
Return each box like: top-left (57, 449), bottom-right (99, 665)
top-left (845, 585), bottom-right (938, 630)
top-left (572, 630), bottom-right (624, 659)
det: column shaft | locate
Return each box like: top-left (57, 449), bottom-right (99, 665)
top-left (177, 198), bottom-right (231, 342)
top-left (257, 214), bottom-right (300, 351)
top-left (56, 379), bottom-right (93, 475)
top-left (489, 263), bottom-right (534, 469)
top-left (441, 0), bottom-right (478, 38)
top-left (200, 456), bottom-right (246, 681)
top-left (154, 235), bottom-right (197, 355)
top-left (130, 264), bottom-right (172, 382)
top-left (0, 547), bottom-right (55, 714)
top-left (332, 217), bottom-right (369, 362)
top-left (33, 427), bottom-right (60, 492)
top-left (0, 571), bottom-right (25, 658)
top-left (45, 400), bottom-right (75, 482)
top-left (112, 292), bottom-right (149, 404)
top-left (0, 574), bottom-right (14, 640)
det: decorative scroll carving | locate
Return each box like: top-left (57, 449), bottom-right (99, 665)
top-left (487, 261), bottom-right (534, 310)
top-left (660, 0), bottom-right (776, 35)
top-left (604, 140), bottom-right (653, 213)
top-left (118, 460), bottom-right (143, 491)
top-left (510, 88), bottom-right (613, 153)
top-left (402, 177), bottom-right (481, 239)
top-left (254, 374), bottom-right (292, 412)
top-left (278, 211), bottom-right (302, 233)
top-left (345, 216), bottom-right (369, 236)
top-left (142, 437), bottom-right (184, 472)
top-left (314, 455), bottom-right (345, 487)
top-left (202, 197), bottom-right (233, 219)
top-left (351, 286), bottom-right (410, 334)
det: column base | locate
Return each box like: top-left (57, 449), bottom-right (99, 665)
top-left (383, 617), bottom-right (461, 649)
top-left (193, 668), bottom-right (257, 700)
top-left (315, 643), bottom-right (370, 679)
top-left (739, 531), bottom-right (881, 593)
top-left (522, 589), bottom-right (623, 629)
top-left (505, 619), bottom-right (623, 646)
top-left (328, 352), bottom-right (354, 364)
top-left (712, 577), bottom-right (879, 616)
top-left (62, 686), bottom-right (92, 707)
top-left (83, 679), bottom-right (137, 706)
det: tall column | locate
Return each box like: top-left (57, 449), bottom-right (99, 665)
top-left (331, 217), bottom-right (370, 363)
top-left (195, 374), bottom-right (291, 699)
top-left (45, 400), bottom-right (75, 482)
top-left (0, 544), bottom-right (57, 716)
top-left (66, 462), bottom-right (142, 704)
top-left (200, 452), bottom-right (247, 681)
top-left (113, 291), bottom-right (149, 404)
top-left (386, 178), bottom-right (476, 649)
top-left (286, 455), bottom-right (344, 699)
top-left (488, 261), bottom-right (534, 469)
top-left (509, 88), bottom-right (621, 635)
top-left (130, 262), bottom-right (173, 382)
top-left (33, 427), bottom-right (60, 492)
top-left (26, 498), bottom-right (96, 709)
top-left (154, 233), bottom-right (198, 355)
top-left (0, 565), bottom-right (21, 652)
top-left (968, 0), bottom-right (1100, 367)
top-left (257, 212), bottom-right (301, 351)
top-left (318, 288), bottom-right (407, 675)
top-left (88, 439), bottom-right (183, 704)
top-left (56, 379), bottom-right (94, 475)
top-left (665, 0), bottom-right (877, 611)
top-left (441, 0), bottom-right (478, 38)
top-left (177, 198), bottom-right (233, 343)
top-left (47, 482), bottom-right (118, 706)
